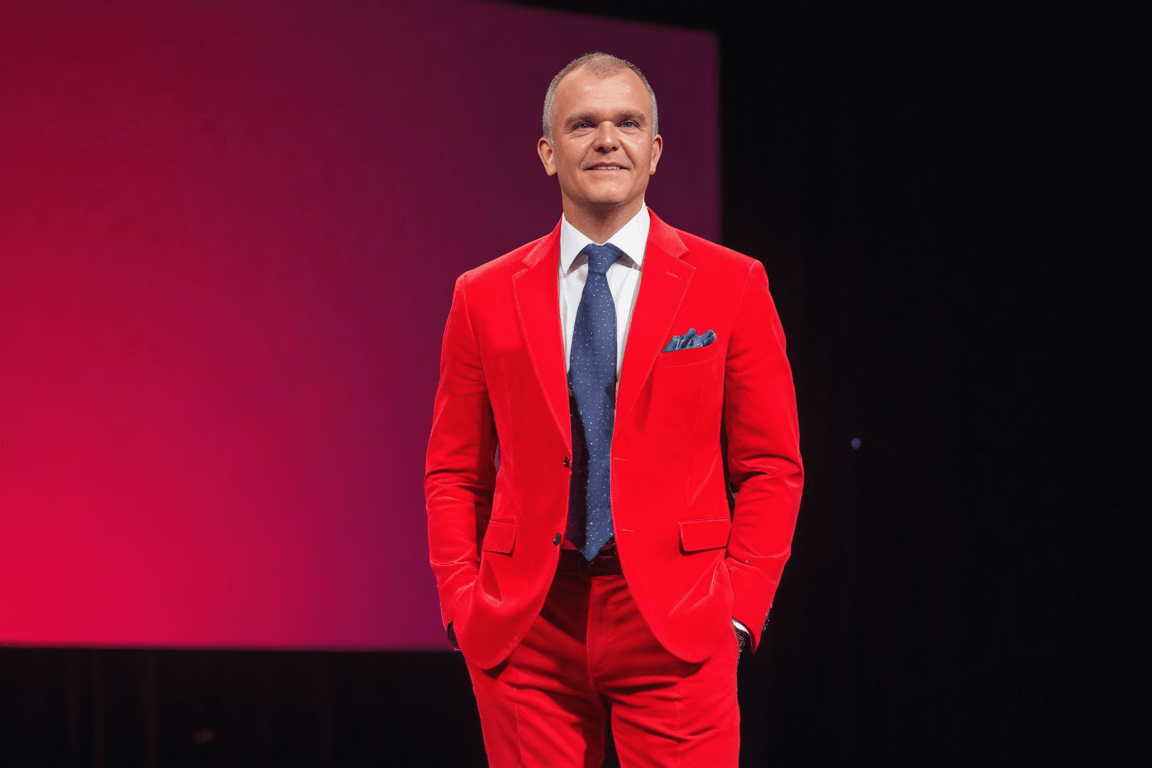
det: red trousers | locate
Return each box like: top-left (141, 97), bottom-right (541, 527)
top-left (464, 552), bottom-right (740, 767)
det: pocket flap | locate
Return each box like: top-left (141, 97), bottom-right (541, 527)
top-left (482, 521), bottom-right (517, 555)
top-left (657, 343), bottom-right (720, 368)
top-left (679, 518), bottom-right (731, 553)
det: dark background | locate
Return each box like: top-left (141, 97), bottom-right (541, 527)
top-left (2, 1), bottom-right (1143, 765)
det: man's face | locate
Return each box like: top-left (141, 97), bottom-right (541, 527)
top-left (538, 67), bottom-right (662, 219)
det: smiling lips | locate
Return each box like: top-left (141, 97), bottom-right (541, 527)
top-left (588, 163), bottom-right (627, 170)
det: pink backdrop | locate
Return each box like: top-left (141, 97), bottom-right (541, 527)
top-left (0, 0), bottom-right (719, 649)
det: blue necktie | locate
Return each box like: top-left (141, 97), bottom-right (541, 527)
top-left (567, 243), bottom-right (622, 561)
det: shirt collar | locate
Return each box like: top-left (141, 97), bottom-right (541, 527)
top-left (559, 204), bottom-right (650, 275)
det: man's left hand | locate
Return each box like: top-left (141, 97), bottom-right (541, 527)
top-left (735, 626), bottom-right (750, 653)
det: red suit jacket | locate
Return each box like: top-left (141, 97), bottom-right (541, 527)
top-left (426, 211), bottom-right (803, 670)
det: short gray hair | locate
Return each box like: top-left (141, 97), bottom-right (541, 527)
top-left (542, 52), bottom-right (658, 141)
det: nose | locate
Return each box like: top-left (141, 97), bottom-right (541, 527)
top-left (592, 121), bottom-right (619, 151)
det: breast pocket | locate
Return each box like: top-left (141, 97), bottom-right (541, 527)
top-left (656, 344), bottom-right (721, 369)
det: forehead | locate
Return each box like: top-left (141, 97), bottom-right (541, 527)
top-left (554, 67), bottom-right (651, 117)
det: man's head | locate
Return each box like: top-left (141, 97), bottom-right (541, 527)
top-left (537, 53), bottom-right (663, 228)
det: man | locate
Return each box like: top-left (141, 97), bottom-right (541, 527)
top-left (426, 52), bottom-right (803, 767)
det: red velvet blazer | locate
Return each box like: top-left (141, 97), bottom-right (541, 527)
top-left (425, 211), bottom-right (803, 670)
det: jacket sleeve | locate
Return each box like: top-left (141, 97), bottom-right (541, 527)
top-left (425, 272), bottom-right (498, 636)
top-left (723, 259), bottom-right (804, 652)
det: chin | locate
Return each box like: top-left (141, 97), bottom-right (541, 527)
top-left (583, 188), bottom-right (634, 207)
top-left (580, 180), bottom-right (630, 199)
top-left (584, 198), bottom-right (630, 212)
top-left (563, 184), bottom-right (638, 212)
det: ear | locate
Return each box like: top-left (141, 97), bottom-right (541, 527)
top-left (537, 137), bottom-right (558, 177)
top-left (648, 134), bottom-right (663, 175)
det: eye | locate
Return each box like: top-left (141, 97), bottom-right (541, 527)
top-left (573, 121), bottom-right (593, 130)
top-left (621, 120), bottom-right (639, 128)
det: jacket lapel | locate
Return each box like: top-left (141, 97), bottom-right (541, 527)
top-left (512, 222), bottom-right (571, 445)
top-left (617, 213), bottom-right (694, 422)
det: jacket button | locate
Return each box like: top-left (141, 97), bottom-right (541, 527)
top-left (562, 456), bottom-right (570, 467)
top-left (553, 533), bottom-right (562, 545)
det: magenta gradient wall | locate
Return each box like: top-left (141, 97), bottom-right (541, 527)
top-left (0, 0), bottom-right (719, 649)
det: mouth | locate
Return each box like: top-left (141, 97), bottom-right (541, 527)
top-left (587, 163), bottom-right (628, 171)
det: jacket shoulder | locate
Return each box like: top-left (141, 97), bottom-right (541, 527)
top-left (673, 228), bottom-right (762, 275)
top-left (457, 235), bottom-right (549, 288)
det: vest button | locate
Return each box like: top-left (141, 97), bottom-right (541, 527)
top-left (553, 533), bottom-right (562, 545)
top-left (562, 456), bottom-right (570, 467)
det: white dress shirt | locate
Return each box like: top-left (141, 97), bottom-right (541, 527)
top-left (558, 205), bottom-right (650, 375)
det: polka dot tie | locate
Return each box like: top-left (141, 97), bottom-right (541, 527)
top-left (567, 243), bottom-right (622, 561)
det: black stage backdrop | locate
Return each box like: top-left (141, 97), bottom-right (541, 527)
top-left (2, 2), bottom-right (1143, 766)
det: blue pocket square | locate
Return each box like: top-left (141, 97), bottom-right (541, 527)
top-left (662, 328), bottom-right (716, 352)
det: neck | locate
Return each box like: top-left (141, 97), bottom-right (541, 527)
top-left (562, 199), bottom-right (643, 244)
